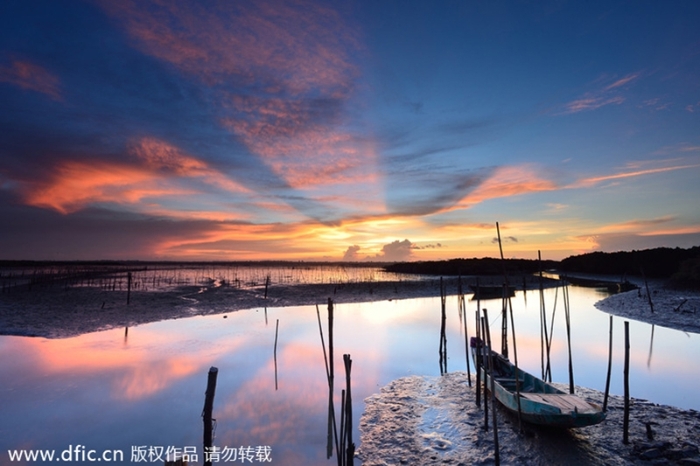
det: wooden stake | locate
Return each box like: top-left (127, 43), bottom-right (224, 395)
top-left (496, 223), bottom-right (522, 430)
top-left (603, 315), bottom-right (613, 412)
top-left (564, 283), bottom-right (575, 394)
top-left (274, 319), bottom-right (279, 390)
top-left (641, 268), bottom-right (654, 313)
top-left (623, 321), bottom-right (630, 444)
top-left (344, 354), bottom-right (355, 466)
top-left (475, 309), bottom-right (481, 407)
top-left (126, 272), bottom-right (132, 305)
top-left (483, 309), bottom-right (500, 465)
top-left (328, 298), bottom-right (334, 383)
top-left (481, 315), bottom-right (489, 431)
top-left (461, 293), bottom-right (472, 387)
top-left (439, 277), bottom-right (447, 375)
top-left (203, 366), bottom-right (218, 466)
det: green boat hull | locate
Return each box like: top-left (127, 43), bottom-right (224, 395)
top-left (472, 342), bottom-right (606, 428)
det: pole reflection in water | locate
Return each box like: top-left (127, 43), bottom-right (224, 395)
top-left (647, 324), bottom-right (655, 368)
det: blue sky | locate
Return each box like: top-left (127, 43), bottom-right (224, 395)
top-left (1, 0), bottom-right (699, 261)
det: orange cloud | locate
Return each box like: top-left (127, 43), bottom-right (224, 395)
top-left (454, 165), bottom-right (558, 209)
top-left (23, 160), bottom-right (179, 214)
top-left (596, 216), bottom-right (676, 234)
top-left (22, 137), bottom-right (248, 214)
top-left (0, 59), bottom-right (61, 100)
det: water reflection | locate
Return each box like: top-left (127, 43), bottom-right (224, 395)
top-left (1, 286), bottom-right (699, 465)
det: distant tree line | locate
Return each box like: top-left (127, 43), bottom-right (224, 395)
top-left (558, 246), bottom-right (700, 279)
top-left (383, 246), bottom-right (700, 289)
top-left (384, 257), bottom-right (558, 276)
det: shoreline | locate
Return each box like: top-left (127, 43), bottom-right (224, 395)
top-left (2, 274), bottom-right (698, 339)
top-left (594, 285), bottom-right (700, 334)
top-left (0, 275), bottom-right (554, 339)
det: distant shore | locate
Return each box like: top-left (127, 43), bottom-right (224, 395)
top-left (1, 272), bottom-right (698, 338)
top-left (0, 274), bottom-right (554, 338)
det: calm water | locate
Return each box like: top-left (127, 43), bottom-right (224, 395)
top-left (1, 284), bottom-right (699, 465)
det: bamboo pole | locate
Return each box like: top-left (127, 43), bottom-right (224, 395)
top-left (439, 277), bottom-right (447, 375)
top-left (501, 286), bottom-right (508, 359)
top-left (328, 298), bottom-right (334, 383)
top-left (481, 315), bottom-right (489, 431)
top-left (623, 321), bottom-right (630, 444)
top-left (496, 222), bottom-right (522, 429)
top-left (316, 305), bottom-right (330, 380)
top-left (641, 268), bottom-right (654, 313)
top-left (538, 251), bottom-right (546, 379)
top-left (603, 315), bottom-right (613, 412)
top-left (274, 319), bottom-right (279, 390)
top-left (483, 309), bottom-right (500, 466)
top-left (461, 292), bottom-right (472, 387)
top-left (563, 283), bottom-right (575, 394)
top-left (475, 309), bottom-right (481, 407)
top-left (317, 304), bottom-right (339, 460)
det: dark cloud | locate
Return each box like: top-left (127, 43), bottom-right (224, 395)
top-left (385, 167), bottom-right (492, 216)
top-left (412, 243), bottom-right (443, 250)
top-left (491, 236), bottom-right (518, 244)
top-left (0, 192), bottom-right (220, 260)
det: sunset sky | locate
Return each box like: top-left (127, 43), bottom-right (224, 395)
top-left (1, 0), bottom-right (699, 261)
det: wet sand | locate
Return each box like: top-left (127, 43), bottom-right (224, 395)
top-left (0, 275), bottom-right (541, 338)
top-left (358, 373), bottom-right (700, 465)
top-left (595, 286), bottom-right (700, 334)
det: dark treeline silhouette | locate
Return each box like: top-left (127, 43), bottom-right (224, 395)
top-left (559, 246), bottom-right (700, 279)
top-left (383, 258), bottom-right (558, 276)
top-left (383, 247), bottom-right (700, 290)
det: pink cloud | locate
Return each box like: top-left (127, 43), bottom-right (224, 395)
top-left (0, 59), bottom-right (61, 100)
top-left (604, 73), bottom-right (639, 90)
top-left (564, 96), bottom-right (624, 113)
top-left (99, 0), bottom-right (375, 189)
top-left (561, 72), bottom-right (640, 114)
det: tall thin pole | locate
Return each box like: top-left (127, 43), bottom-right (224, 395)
top-left (462, 293), bottom-right (472, 386)
top-left (623, 321), bottom-right (630, 444)
top-left (496, 222), bottom-right (522, 429)
top-left (481, 316), bottom-right (489, 431)
top-left (563, 283), bottom-right (575, 394)
top-left (475, 308), bottom-right (482, 407)
top-left (203, 367), bottom-right (218, 466)
top-left (482, 309), bottom-right (500, 466)
top-left (603, 315), bottom-right (613, 412)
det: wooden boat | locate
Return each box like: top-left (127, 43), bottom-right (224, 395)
top-left (469, 284), bottom-right (515, 300)
top-left (560, 275), bottom-right (638, 294)
top-left (470, 337), bottom-right (606, 428)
